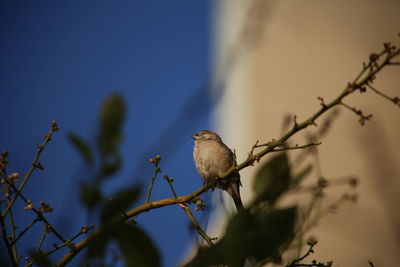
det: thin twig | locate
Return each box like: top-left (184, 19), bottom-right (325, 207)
top-left (366, 84), bottom-right (400, 107)
top-left (145, 155), bottom-right (161, 203)
top-left (287, 241), bottom-right (317, 266)
top-left (10, 217), bottom-right (40, 246)
top-left (287, 241), bottom-right (332, 267)
top-left (6, 179), bottom-right (67, 243)
top-left (37, 225), bottom-right (49, 251)
top-left (178, 203), bottom-right (214, 246)
top-left (163, 175), bottom-right (178, 198)
top-left (163, 175), bottom-right (214, 246)
top-left (340, 102), bottom-right (373, 125)
top-left (2, 121), bottom-right (59, 217)
top-left (45, 225), bottom-right (95, 256)
top-left (272, 142), bottom-right (321, 152)
top-left (0, 216), bottom-right (18, 267)
top-left (8, 208), bottom-right (19, 264)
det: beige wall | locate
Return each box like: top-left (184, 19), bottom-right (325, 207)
top-left (214, 0), bottom-right (400, 266)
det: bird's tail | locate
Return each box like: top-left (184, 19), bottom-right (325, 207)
top-left (226, 181), bottom-right (243, 210)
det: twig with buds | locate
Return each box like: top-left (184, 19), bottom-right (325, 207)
top-left (163, 174), bottom-right (214, 246)
top-left (145, 155), bottom-right (162, 203)
top-left (2, 121), bottom-right (59, 218)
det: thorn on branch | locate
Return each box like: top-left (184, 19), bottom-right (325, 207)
top-left (249, 140), bottom-right (259, 156)
top-left (293, 115), bottom-right (298, 128)
top-left (34, 162), bottom-right (44, 170)
top-left (317, 97), bottom-right (326, 108)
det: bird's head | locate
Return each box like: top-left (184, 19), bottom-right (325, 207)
top-left (191, 130), bottom-right (221, 142)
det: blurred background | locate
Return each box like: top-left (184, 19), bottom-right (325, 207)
top-left (1, 0), bottom-right (400, 266)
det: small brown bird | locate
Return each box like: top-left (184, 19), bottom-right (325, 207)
top-left (192, 130), bottom-right (243, 210)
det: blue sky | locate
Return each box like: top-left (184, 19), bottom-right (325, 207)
top-left (0, 1), bottom-right (213, 266)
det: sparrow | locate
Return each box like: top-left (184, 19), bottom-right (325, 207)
top-left (191, 130), bottom-right (243, 210)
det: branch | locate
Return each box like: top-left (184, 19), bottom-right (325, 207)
top-left (163, 174), bottom-right (215, 246)
top-left (10, 217), bottom-right (40, 246)
top-left (178, 203), bottom-right (214, 246)
top-left (340, 102), bottom-right (373, 125)
top-left (271, 142), bottom-right (322, 152)
top-left (2, 121), bottom-right (59, 218)
top-left (0, 216), bottom-right (18, 267)
top-left (145, 155), bottom-right (162, 203)
top-left (287, 241), bottom-right (317, 266)
top-left (6, 179), bottom-right (67, 243)
top-left (56, 44), bottom-right (400, 266)
top-left (366, 83), bottom-right (400, 107)
top-left (287, 241), bottom-right (332, 267)
top-left (45, 226), bottom-right (94, 256)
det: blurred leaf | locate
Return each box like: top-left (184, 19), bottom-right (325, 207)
top-left (87, 228), bottom-right (111, 260)
top-left (80, 183), bottom-right (103, 210)
top-left (29, 250), bottom-right (52, 267)
top-left (98, 93), bottom-right (126, 154)
top-left (101, 152), bottom-right (122, 176)
top-left (67, 132), bottom-right (94, 167)
top-left (101, 187), bottom-right (140, 224)
top-left (292, 164), bottom-right (313, 186)
top-left (187, 207), bottom-right (297, 267)
top-left (113, 222), bottom-right (160, 267)
top-left (253, 153), bottom-right (291, 204)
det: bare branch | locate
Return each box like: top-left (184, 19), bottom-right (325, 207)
top-left (2, 121), bottom-right (59, 218)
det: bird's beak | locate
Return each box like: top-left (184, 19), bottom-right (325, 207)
top-left (191, 134), bottom-right (198, 140)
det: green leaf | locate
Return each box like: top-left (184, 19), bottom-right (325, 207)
top-left (292, 164), bottom-right (313, 186)
top-left (80, 183), bottom-right (103, 210)
top-left (101, 188), bottom-right (140, 224)
top-left (113, 222), bottom-right (160, 267)
top-left (29, 250), bottom-right (52, 267)
top-left (187, 207), bottom-right (297, 267)
top-left (98, 93), bottom-right (126, 154)
top-left (253, 153), bottom-right (291, 204)
top-left (67, 132), bottom-right (94, 167)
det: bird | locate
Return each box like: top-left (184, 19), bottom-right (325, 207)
top-left (191, 130), bottom-right (243, 210)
